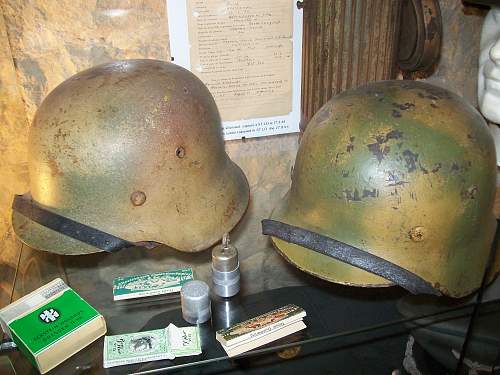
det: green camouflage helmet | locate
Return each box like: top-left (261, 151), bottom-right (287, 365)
top-left (12, 59), bottom-right (249, 255)
top-left (263, 80), bottom-right (498, 298)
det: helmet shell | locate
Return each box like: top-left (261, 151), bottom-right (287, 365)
top-left (271, 80), bottom-right (497, 297)
top-left (13, 59), bottom-right (249, 254)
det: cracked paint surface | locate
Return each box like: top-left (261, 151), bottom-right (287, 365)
top-left (271, 80), bottom-right (498, 297)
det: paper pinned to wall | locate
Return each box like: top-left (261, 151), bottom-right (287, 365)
top-left (167, 0), bottom-right (302, 140)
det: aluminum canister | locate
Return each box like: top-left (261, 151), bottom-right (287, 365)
top-left (180, 280), bottom-right (211, 324)
top-left (212, 233), bottom-right (240, 298)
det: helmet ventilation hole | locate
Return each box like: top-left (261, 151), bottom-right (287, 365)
top-left (176, 146), bottom-right (186, 158)
top-left (130, 191), bottom-right (147, 206)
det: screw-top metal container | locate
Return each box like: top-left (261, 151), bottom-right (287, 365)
top-left (212, 233), bottom-right (240, 298)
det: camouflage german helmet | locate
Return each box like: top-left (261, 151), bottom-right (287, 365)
top-left (12, 59), bottom-right (249, 255)
top-left (263, 80), bottom-right (498, 298)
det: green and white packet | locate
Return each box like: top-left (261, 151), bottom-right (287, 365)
top-left (103, 328), bottom-right (174, 368)
top-left (167, 323), bottom-right (201, 357)
top-left (113, 268), bottom-right (194, 301)
top-left (103, 324), bottom-right (201, 368)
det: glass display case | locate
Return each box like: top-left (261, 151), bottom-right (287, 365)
top-left (4, 243), bottom-right (500, 375)
top-left (0, 2), bottom-right (498, 375)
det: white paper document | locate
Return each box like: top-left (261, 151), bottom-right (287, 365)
top-left (168, 0), bottom-right (303, 140)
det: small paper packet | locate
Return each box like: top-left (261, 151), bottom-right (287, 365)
top-left (103, 324), bottom-right (201, 368)
top-left (167, 323), bottom-right (202, 357)
top-left (113, 268), bottom-right (194, 301)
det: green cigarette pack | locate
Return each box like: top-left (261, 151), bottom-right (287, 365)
top-left (0, 278), bottom-right (106, 374)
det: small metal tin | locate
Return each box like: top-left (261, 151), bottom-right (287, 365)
top-left (212, 233), bottom-right (240, 298)
top-left (180, 280), bottom-right (211, 324)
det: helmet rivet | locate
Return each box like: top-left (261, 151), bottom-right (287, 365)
top-left (409, 226), bottom-right (425, 242)
top-left (130, 191), bottom-right (146, 206)
top-left (176, 146), bottom-right (186, 158)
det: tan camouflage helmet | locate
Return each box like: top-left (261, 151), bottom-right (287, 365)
top-left (12, 59), bottom-right (249, 255)
top-left (263, 80), bottom-right (498, 298)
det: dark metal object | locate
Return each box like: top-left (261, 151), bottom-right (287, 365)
top-left (12, 194), bottom-right (134, 253)
top-left (397, 0), bottom-right (442, 72)
top-left (262, 219), bottom-right (441, 296)
top-left (0, 339), bottom-right (17, 354)
top-left (463, 0), bottom-right (499, 7)
top-left (300, 0), bottom-right (402, 130)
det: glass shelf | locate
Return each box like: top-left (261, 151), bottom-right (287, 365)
top-left (5, 244), bottom-right (500, 375)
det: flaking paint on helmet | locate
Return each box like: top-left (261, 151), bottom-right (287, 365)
top-left (270, 80), bottom-right (498, 297)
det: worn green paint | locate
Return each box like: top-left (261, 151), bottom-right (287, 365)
top-left (271, 80), bottom-right (497, 297)
top-left (12, 60), bottom-right (250, 255)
